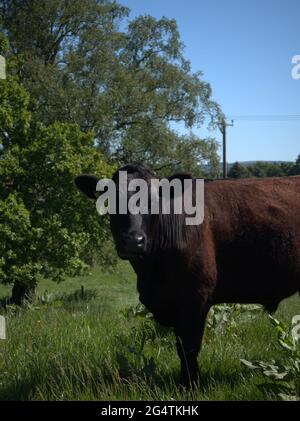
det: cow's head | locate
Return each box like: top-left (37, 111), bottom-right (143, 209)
top-left (75, 164), bottom-right (154, 260)
top-left (75, 163), bottom-right (198, 261)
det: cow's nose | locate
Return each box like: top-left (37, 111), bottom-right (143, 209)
top-left (121, 232), bottom-right (145, 250)
top-left (136, 235), bottom-right (145, 247)
top-left (117, 232), bottom-right (147, 259)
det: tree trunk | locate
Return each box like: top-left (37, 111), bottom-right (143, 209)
top-left (11, 281), bottom-right (36, 305)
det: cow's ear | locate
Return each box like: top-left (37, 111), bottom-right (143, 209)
top-left (75, 174), bottom-right (100, 200)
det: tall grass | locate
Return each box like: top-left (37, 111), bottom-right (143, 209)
top-left (0, 262), bottom-right (299, 401)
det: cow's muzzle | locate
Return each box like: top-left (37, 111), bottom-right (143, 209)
top-left (117, 232), bottom-right (146, 259)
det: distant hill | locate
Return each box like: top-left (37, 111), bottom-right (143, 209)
top-left (202, 161), bottom-right (294, 174)
top-left (226, 161), bottom-right (293, 170)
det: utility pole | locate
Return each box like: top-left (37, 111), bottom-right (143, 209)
top-left (219, 119), bottom-right (234, 178)
top-left (0, 55), bottom-right (7, 146)
top-left (0, 55), bottom-right (6, 80)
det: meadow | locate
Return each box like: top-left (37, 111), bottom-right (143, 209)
top-left (0, 261), bottom-right (299, 401)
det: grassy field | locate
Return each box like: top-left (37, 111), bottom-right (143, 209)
top-left (0, 261), bottom-right (299, 401)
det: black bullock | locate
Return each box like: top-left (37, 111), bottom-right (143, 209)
top-left (75, 163), bottom-right (300, 386)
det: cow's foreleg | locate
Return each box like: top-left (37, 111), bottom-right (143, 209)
top-left (175, 304), bottom-right (209, 387)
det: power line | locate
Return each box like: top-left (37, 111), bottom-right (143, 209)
top-left (227, 115), bottom-right (300, 121)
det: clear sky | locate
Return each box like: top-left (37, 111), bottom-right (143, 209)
top-left (121, 0), bottom-right (300, 163)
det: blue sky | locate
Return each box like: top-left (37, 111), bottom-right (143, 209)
top-left (121, 0), bottom-right (300, 162)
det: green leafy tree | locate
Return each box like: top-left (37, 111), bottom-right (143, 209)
top-left (228, 162), bottom-right (251, 179)
top-left (248, 162), bottom-right (269, 178)
top-left (229, 160), bottom-right (299, 180)
top-left (118, 122), bottom-right (220, 177)
top-left (290, 154), bottom-right (300, 175)
top-left (0, 74), bottom-right (115, 304)
top-left (248, 161), bottom-right (292, 178)
top-left (1, 1), bottom-right (223, 172)
top-left (279, 161), bottom-right (295, 176)
top-left (0, 17), bottom-right (8, 54)
top-left (0, 195), bottom-right (43, 303)
top-left (266, 164), bottom-right (284, 177)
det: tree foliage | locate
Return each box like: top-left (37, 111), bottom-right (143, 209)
top-left (228, 158), bottom-right (300, 179)
top-left (1, 0), bottom-right (223, 174)
top-left (0, 74), bottom-right (116, 303)
top-left (227, 162), bottom-right (251, 179)
top-left (290, 154), bottom-right (300, 175)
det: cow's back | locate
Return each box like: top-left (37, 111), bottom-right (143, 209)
top-left (203, 176), bottom-right (300, 306)
top-left (205, 175), bottom-right (300, 232)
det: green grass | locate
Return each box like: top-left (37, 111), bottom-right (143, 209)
top-left (0, 261), bottom-right (299, 401)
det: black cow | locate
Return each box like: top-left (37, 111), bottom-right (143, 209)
top-left (75, 163), bottom-right (300, 386)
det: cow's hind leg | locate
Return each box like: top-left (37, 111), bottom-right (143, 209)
top-left (174, 303), bottom-right (209, 387)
